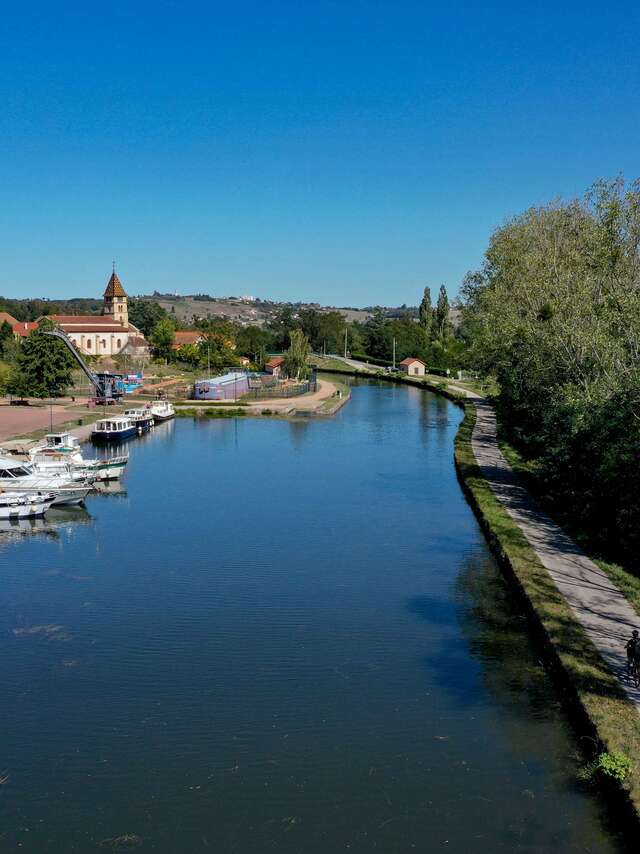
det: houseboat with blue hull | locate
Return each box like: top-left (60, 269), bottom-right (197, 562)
top-left (123, 408), bottom-right (155, 434)
top-left (91, 416), bottom-right (137, 443)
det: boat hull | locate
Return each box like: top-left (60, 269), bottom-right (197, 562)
top-left (0, 493), bottom-right (54, 519)
top-left (91, 426), bottom-right (138, 443)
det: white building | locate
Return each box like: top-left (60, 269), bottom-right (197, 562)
top-left (48, 271), bottom-right (148, 357)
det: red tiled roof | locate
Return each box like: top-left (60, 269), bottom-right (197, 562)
top-left (13, 321), bottom-right (39, 337)
top-left (266, 356), bottom-right (285, 368)
top-left (0, 311), bottom-right (18, 326)
top-left (173, 331), bottom-right (203, 347)
top-left (49, 314), bottom-right (116, 325)
top-left (62, 325), bottom-right (127, 333)
top-left (399, 357), bottom-right (425, 366)
top-left (103, 271), bottom-right (127, 298)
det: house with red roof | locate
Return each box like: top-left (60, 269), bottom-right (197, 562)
top-left (265, 355), bottom-right (285, 377)
top-left (399, 357), bottom-right (426, 377)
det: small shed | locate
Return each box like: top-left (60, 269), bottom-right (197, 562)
top-left (399, 357), bottom-right (426, 377)
top-left (265, 356), bottom-right (285, 377)
top-left (193, 372), bottom-right (249, 400)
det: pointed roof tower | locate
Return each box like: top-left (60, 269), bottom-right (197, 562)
top-left (104, 269), bottom-right (127, 298)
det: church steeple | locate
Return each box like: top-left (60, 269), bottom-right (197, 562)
top-left (103, 268), bottom-right (128, 327)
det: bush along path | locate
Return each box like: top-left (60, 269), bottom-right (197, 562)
top-left (450, 383), bottom-right (640, 810)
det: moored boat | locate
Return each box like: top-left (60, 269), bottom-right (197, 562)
top-left (91, 416), bottom-right (138, 442)
top-left (0, 491), bottom-right (55, 519)
top-left (150, 400), bottom-right (175, 422)
top-left (123, 408), bottom-right (155, 434)
top-left (0, 457), bottom-right (93, 506)
top-left (30, 432), bottom-right (128, 481)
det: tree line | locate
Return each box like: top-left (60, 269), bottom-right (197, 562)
top-left (462, 177), bottom-right (640, 568)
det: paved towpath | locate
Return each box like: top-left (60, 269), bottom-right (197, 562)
top-left (452, 386), bottom-right (640, 710)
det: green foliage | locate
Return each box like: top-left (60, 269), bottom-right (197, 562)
top-left (578, 752), bottom-right (632, 784)
top-left (7, 317), bottom-right (75, 398)
top-left (128, 299), bottom-right (169, 337)
top-left (419, 287), bottom-right (433, 337)
top-left (150, 318), bottom-right (176, 361)
top-left (435, 285), bottom-right (450, 340)
top-left (0, 360), bottom-right (12, 395)
top-left (284, 329), bottom-right (311, 380)
top-left (462, 177), bottom-right (640, 567)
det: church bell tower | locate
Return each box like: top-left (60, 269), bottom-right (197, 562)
top-left (103, 267), bottom-right (128, 327)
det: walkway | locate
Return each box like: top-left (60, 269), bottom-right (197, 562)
top-left (456, 387), bottom-right (640, 709)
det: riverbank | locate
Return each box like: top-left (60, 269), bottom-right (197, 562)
top-left (318, 359), bottom-right (640, 824)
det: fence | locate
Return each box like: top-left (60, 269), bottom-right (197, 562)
top-left (243, 374), bottom-right (317, 401)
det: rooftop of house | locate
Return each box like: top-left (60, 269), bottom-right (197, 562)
top-left (399, 357), bottom-right (426, 366)
top-left (266, 355), bottom-right (285, 367)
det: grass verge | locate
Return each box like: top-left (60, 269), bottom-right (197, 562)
top-left (455, 402), bottom-right (640, 820)
top-left (175, 407), bottom-right (247, 419)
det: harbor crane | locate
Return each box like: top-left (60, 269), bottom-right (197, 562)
top-left (43, 328), bottom-right (124, 403)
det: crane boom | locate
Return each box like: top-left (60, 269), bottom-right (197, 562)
top-left (43, 329), bottom-right (123, 402)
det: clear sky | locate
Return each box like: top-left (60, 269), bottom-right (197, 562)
top-left (2, 1), bottom-right (639, 305)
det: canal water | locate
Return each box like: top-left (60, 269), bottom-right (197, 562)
top-left (0, 380), bottom-right (629, 852)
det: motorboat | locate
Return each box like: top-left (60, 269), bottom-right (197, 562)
top-left (29, 432), bottom-right (128, 481)
top-left (123, 408), bottom-right (155, 433)
top-left (0, 457), bottom-right (93, 506)
top-left (91, 416), bottom-right (138, 442)
top-left (150, 399), bottom-right (175, 422)
top-left (0, 490), bottom-right (55, 519)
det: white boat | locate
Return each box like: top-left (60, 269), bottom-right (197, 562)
top-left (123, 408), bottom-right (155, 433)
top-left (150, 399), bottom-right (175, 422)
top-left (0, 457), bottom-right (94, 506)
top-left (29, 433), bottom-right (128, 481)
top-left (0, 491), bottom-right (55, 519)
top-left (91, 416), bottom-right (138, 442)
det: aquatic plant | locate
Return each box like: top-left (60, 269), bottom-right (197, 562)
top-left (577, 751), bottom-right (632, 784)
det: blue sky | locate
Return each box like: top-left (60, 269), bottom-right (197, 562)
top-left (1, 1), bottom-right (639, 305)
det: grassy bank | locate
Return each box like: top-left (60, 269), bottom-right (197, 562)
top-left (498, 434), bottom-right (640, 622)
top-left (455, 402), bottom-right (640, 818)
top-left (175, 407), bottom-right (247, 419)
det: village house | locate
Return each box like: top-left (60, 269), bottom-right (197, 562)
top-left (172, 330), bottom-right (204, 351)
top-left (265, 355), bottom-right (285, 377)
top-left (399, 357), bottom-right (426, 377)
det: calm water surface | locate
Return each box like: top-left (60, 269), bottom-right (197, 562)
top-left (0, 380), bottom-right (629, 852)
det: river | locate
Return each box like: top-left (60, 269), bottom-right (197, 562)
top-left (0, 379), bottom-right (630, 852)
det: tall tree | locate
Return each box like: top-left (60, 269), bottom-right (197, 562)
top-left (7, 317), bottom-right (74, 398)
top-left (284, 329), bottom-right (311, 380)
top-left (435, 285), bottom-right (450, 339)
top-left (418, 287), bottom-right (433, 337)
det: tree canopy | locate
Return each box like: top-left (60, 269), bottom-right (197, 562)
top-left (462, 177), bottom-right (640, 566)
top-left (7, 317), bottom-right (75, 398)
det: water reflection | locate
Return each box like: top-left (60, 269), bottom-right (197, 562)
top-left (0, 505), bottom-right (93, 547)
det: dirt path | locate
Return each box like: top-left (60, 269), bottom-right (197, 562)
top-left (455, 387), bottom-right (640, 709)
top-left (243, 378), bottom-right (340, 414)
top-left (0, 402), bottom-right (91, 443)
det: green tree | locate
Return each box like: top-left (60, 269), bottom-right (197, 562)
top-left (7, 317), bottom-right (74, 398)
top-left (129, 299), bottom-right (169, 337)
top-left (284, 329), bottom-right (311, 380)
top-left (435, 285), bottom-right (450, 340)
top-left (418, 287), bottom-right (433, 338)
top-left (150, 318), bottom-right (176, 362)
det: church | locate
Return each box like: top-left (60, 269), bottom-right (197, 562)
top-left (48, 271), bottom-right (149, 357)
